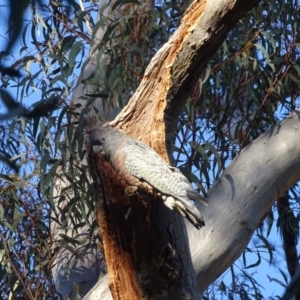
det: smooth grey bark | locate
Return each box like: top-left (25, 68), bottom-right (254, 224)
top-left (51, 1), bottom-right (118, 298)
top-left (189, 110), bottom-right (300, 292)
top-left (53, 0), bottom-right (290, 298)
top-left (83, 110), bottom-right (300, 300)
top-left (52, 0), bottom-right (153, 298)
top-left (83, 276), bottom-right (111, 300)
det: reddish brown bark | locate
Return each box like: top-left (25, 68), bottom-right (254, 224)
top-left (88, 144), bottom-right (200, 299)
top-left (87, 0), bottom-right (262, 298)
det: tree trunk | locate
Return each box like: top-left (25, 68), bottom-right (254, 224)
top-left (52, 0), bottom-right (153, 298)
top-left (83, 0), bottom-right (264, 298)
top-left (53, 0), bottom-right (294, 299)
top-left (84, 109), bottom-right (300, 299)
top-left (88, 147), bottom-right (200, 299)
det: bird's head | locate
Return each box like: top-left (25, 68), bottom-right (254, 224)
top-left (89, 124), bottom-right (123, 157)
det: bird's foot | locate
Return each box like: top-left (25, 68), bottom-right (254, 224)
top-left (125, 186), bottom-right (138, 196)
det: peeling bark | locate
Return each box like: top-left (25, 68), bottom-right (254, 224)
top-left (87, 144), bottom-right (201, 299)
top-left (111, 0), bottom-right (260, 158)
top-left (84, 110), bottom-right (300, 299)
top-left (53, 0), bottom-right (298, 298)
top-left (81, 0), bottom-right (264, 299)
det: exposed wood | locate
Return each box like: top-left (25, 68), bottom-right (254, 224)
top-left (84, 110), bottom-right (300, 300)
top-left (88, 143), bottom-right (201, 299)
top-left (88, 147), bottom-right (140, 299)
top-left (111, 0), bottom-right (260, 158)
top-left (83, 0), bottom-right (263, 299)
top-left (53, 0), bottom-right (154, 298)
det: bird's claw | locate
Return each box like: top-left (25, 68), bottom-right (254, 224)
top-left (125, 186), bottom-right (138, 196)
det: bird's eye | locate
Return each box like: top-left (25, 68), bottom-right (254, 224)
top-left (102, 138), bottom-right (105, 141)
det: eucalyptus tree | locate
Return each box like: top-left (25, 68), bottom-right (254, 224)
top-left (0, 0), bottom-right (299, 299)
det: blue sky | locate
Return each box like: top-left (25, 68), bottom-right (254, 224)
top-left (0, 1), bottom-right (299, 299)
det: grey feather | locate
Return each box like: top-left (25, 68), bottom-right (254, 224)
top-left (89, 124), bottom-right (208, 229)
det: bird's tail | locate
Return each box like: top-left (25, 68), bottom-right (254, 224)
top-left (186, 189), bottom-right (209, 206)
top-left (175, 201), bottom-right (205, 229)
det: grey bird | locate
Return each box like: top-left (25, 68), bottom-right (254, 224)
top-left (89, 124), bottom-right (208, 229)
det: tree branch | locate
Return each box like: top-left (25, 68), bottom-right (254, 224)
top-left (111, 0), bottom-right (260, 158)
top-left (188, 110), bottom-right (300, 292)
top-left (84, 110), bottom-right (300, 299)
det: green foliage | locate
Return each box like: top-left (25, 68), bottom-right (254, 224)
top-left (0, 0), bottom-right (299, 299)
top-left (173, 0), bottom-right (300, 298)
top-left (0, 0), bottom-right (188, 298)
top-left (0, 123), bottom-right (59, 299)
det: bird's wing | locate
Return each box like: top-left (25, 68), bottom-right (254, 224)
top-left (125, 156), bottom-right (177, 194)
top-left (185, 187), bottom-right (208, 206)
top-left (174, 200), bottom-right (205, 228)
top-left (169, 169), bottom-right (209, 206)
top-left (123, 140), bottom-right (206, 229)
